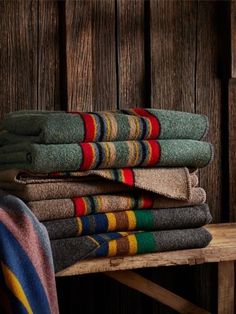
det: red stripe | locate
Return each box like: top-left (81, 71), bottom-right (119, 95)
top-left (80, 143), bottom-right (94, 170)
top-left (50, 172), bottom-right (61, 177)
top-left (132, 108), bottom-right (160, 139)
top-left (80, 113), bottom-right (96, 142)
top-left (73, 197), bottom-right (86, 216)
top-left (147, 140), bottom-right (160, 166)
top-left (122, 168), bottom-right (135, 186)
top-left (142, 195), bottom-right (154, 208)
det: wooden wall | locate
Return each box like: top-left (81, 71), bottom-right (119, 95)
top-left (0, 1), bottom-right (233, 313)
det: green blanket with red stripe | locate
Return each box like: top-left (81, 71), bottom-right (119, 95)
top-left (0, 139), bottom-right (213, 172)
top-left (0, 108), bottom-right (208, 145)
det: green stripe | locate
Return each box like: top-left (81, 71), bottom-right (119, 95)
top-left (135, 232), bottom-right (156, 254)
top-left (135, 210), bottom-right (154, 230)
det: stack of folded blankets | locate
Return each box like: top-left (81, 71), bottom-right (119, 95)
top-left (0, 109), bottom-right (214, 273)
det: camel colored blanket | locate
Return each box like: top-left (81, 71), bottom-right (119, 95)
top-left (44, 204), bottom-right (212, 240)
top-left (0, 168), bottom-right (199, 202)
top-left (51, 228), bottom-right (212, 272)
top-left (0, 108), bottom-right (208, 144)
top-left (27, 188), bottom-right (206, 221)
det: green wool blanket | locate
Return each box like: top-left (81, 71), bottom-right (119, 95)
top-left (43, 204), bottom-right (212, 240)
top-left (0, 108), bottom-right (208, 145)
top-left (52, 227), bottom-right (212, 272)
top-left (0, 140), bottom-right (213, 172)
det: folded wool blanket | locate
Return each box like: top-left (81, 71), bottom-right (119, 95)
top-left (0, 168), bottom-right (199, 201)
top-left (0, 193), bottom-right (59, 313)
top-left (52, 228), bottom-right (212, 272)
top-left (28, 188), bottom-right (206, 221)
top-left (44, 204), bottom-right (212, 240)
top-left (0, 108), bottom-right (209, 145)
top-left (0, 140), bottom-right (213, 172)
top-left (2, 181), bottom-right (129, 202)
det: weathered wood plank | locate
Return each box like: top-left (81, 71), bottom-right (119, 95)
top-left (92, 0), bottom-right (116, 110)
top-left (106, 271), bottom-right (210, 314)
top-left (38, 1), bottom-right (60, 110)
top-left (218, 261), bottom-right (235, 314)
top-left (150, 0), bottom-right (197, 111)
top-left (196, 1), bottom-right (222, 222)
top-left (118, 0), bottom-right (145, 108)
top-left (65, 0), bottom-right (116, 111)
top-left (231, 1), bottom-right (236, 78)
top-left (0, 0), bottom-right (38, 117)
top-left (229, 79), bottom-right (236, 222)
top-left (56, 224), bottom-right (236, 276)
top-left (65, 0), bottom-right (92, 111)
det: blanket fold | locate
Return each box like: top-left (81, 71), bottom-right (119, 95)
top-left (0, 109), bottom-right (209, 144)
top-left (52, 227), bottom-right (212, 273)
top-left (0, 193), bottom-right (59, 313)
top-left (27, 188), bottom-right (206, 221)
top-left (43, 205), bottom-right (212, 240)
top-left (0, 140), bottom-right (213, 172)
top-left (0, 167), bottom-right (198, 201)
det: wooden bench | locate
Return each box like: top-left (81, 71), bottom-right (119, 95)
top-left (56, 223), bottom-right (236, 313)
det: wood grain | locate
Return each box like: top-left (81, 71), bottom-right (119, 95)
top-left (38, 1), bottom-right (60, 110)
top-left (231, 1), bottom-right (236, 78)
top-left (229, 79), bottom-right (236, 222)
top-left (196, 1), bottom-right (222, 222)
top-left (56, 224), bottom-right (236, 276)
top-left (218, 261), bottom-right (235, 314)
top-left (150, 0), bottom-right (197, 111)
top-left (65, 0), bottom-right (92, 111)
top-left (66, 0), bottom-right (116, 111)
top-left (118, 0), bottom-right (145, 108)
top-left (106, 271), bottom-right (210, 314)
top-left (0, 0), bottom-right (38, 117)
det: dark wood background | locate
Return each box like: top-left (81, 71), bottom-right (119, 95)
top-left (0, 1), bottom-right (234, 313)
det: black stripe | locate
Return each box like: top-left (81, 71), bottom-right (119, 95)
top-left (94, 143), bottom-right (103, 169)
top-left (88, 196), bottom-right (96, 214)
top-left (140, 117), bottom-right (147, 140)
top-left (138, 141), bottom-right (147, 166)
top-left (93, 113), bottom-right (104, 142)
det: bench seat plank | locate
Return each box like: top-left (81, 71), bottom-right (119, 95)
top-left (56, 223), bottom-right (236, 277)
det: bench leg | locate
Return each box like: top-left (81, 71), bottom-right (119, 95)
top-left (105, 270), bottom-right (210, 313)
top-left (218, 261), bottom-right (235, 314)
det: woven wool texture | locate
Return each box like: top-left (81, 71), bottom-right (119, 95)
top-left (0, 193), bottom-right (59, 313)
top-left (51, 227), bottom-right (212, 273)
top-left (0, 167), bottom-right (198, 202)
top-left (27, 188), bottom-right (206, 221)
top-left (43, 204), bottom-right (212, 240)
top-left (0, 139), bottom-right (213, 172)
top-left (0, 108), bottom-right (208, 144)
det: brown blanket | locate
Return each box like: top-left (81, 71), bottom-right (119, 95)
top-left (0, 167), bottom-right (198, 202)
top-left (27, 188), bottom-right (206, 221)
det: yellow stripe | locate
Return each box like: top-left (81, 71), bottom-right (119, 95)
top-left (96, 195), bottom-right (102, 213)
top-left (126, 211), bottom-right (136, 230)
top-left (106, 213), bottom-right (117, 231)
top-left (87, 236), bottom-right (100, 246)
top-left (91, 144), bottom-right (97, 169)
top-left (119, 231), bottom-right (129, 236)
top-left (76, 218), bottom-right (83, 236)
top-left (108, 240), bottom-right (117, 257)
top-left (91, 115), bottom-right (98, 141)
top-left (105, 113), bottom-right (112, 141)
top-left (101, 142), bottom-right (111, 168)
top-left (1, 262), bottom-right (33, 314)
top-left (128, 235), bottom-right (138, 255)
